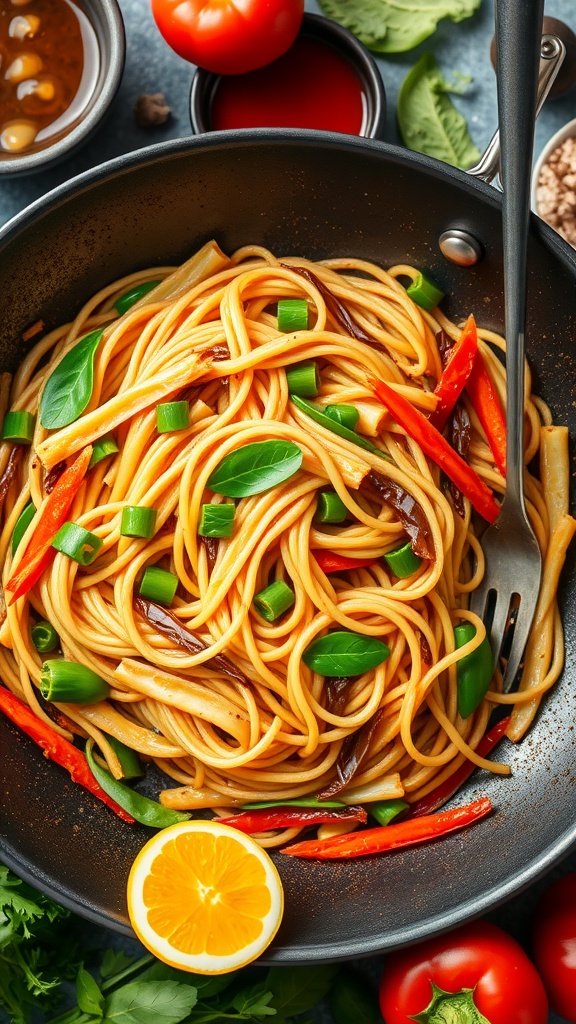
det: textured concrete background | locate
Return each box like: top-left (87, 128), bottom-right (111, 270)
top-left (1, 1), bottom-right (576, 1020)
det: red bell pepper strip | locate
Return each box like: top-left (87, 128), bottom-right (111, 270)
top-left (465, 354), bottom-right (507, 477)
top-left (5, 445), bottom-right (92, 603)
top-left (368, 377), bottom-right (501, 524)
top-left (280, 796), bottom-right (492, 859)
top-left (0, 686), bottom-right (134, 823)
top-left (431, 315), bottom-right (478, 432)
top-left (220, 805), bottom-right (367, 834)
top-left (313, 551), bottom-right (378, 574)
top-left (406, 716), bottom-right (511, 819)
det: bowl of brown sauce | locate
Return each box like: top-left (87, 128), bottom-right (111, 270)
top-left (0, 0), bottom-right (125, 175)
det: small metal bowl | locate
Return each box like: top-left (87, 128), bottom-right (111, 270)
top-left (0, 0), bottom-right (125, 178)
top-left (190, 13), bottom-right (386, 140)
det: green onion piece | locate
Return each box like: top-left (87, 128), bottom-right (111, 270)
top-left (114, 280), bottom-right (161, 315)
top-left (120, 505), bottom-right (157, 539)
top-left (52, 522), bottom-right (103, 566)
top-left (291, 395), bottom-right (391, 460)
top-left (40, 659), bottom-right (110, 703)
top-left (324, 404), bottom-right (360, 431)
top-left (383, 541), bottom-right (422, 578)
top-left (139, 565), bottom-right (179, 605)
top-left (31, 620), bottom-right (59, 653)
top-left (369, 798), bottom-right (408, 826)
top-left (454, 621), bottom-right (494, 719)
top-left (316, 491), bottom-right (348, 524)
top-left (406, 272), bottom-right (445, 311)
top-left (277, 298), bottom-right (309, 332)
top-left (241, 797), bottom-right (346, 809)
top-left (85, 740), bottom-right (191, 827)
top-left (89, 435), bottom-right (119, 469)
top-left (11, 501), bottom-right (36, 555)
top-left (156, 401), bottom-right (189, 433)
top-left (106, 734), bottom-right (143, 779)
top-left (286, 360), bottom-right (319, 398)
top-left (198, 502), bottom-right (235, 538)
top-left (253, 580), bottom-right (295, 622)
top-left (1, 410), bottom-right (35, 444)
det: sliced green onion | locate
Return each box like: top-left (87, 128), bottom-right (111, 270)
top-left (106, 734), bottom-right (143, 779)
top-left (277, 298), bottom-right (309, 332)
top-left (89, 435), bottom-right (119, 469)
top-left (40, 659), bottom-right (110, 703)
top-left (253, 580), bottom-right (295, 622)
top-left (198, 503), bottom-right (235, 538)
top-left (1, 410), bottom-right (35, 444)
top-left (31, 620), bottom-right (59, 653)
top-left (369, 798), bottom-right (408, 826)
top-left (383, 541), bottom-right (422, 578)
top-left (120, 505), bottom-right (157, 539)
top-left (406, 272), bottom-right (445, 311)
top-left (11, 501), bottom-right (36, 555)
top-left (324, 404), bottom-right (360, 431)
top-left (52, 522), bottom-right (103, 566)
top-left (139, 565), bottom-right (179, 605)
top-left (291, 395), bottom-right (391, 460)
top-left (156, 401), bottom-right (189, 433)
top-left (316, 491), bottom-right (348, 524)
top-left (242, 797), bottom-right (346, 809)
top-left (286, 360), bottom-right (319, 398)
top-left (454, 622), bottom-right (494, 719)
top-left (114, 280), bottom-right (161, 315)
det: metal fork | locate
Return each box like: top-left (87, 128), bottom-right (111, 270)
top-left (469, 0), bottom-right (544, 690)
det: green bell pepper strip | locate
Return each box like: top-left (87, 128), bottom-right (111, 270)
top-left (106, 734), bottom-right (143, 779)
top-left (454, 622), bottom-right (494, 719)
top-left (241, 797), bottom-right (346, 809)
top-left (85, 740), bottom-right (191, 827)
top-left (369, 799), bottom-right (409, 826)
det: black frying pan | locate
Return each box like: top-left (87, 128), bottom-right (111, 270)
top-left (0, 131), bottom-right (575, 962)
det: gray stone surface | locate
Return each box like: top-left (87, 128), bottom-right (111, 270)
top-left (2, 1), bottom-right (576, 1020)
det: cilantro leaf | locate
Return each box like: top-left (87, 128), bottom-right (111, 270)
top-left (318, 0), bottom-right (481, 53)
top-left (264, 965), bottom-right (339, 1022)
top-left (102, 980), bottom-right (198, 1024)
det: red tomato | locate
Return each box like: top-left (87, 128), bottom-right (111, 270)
top-left (150, 0), bottom-right (305, 75)
top-left (532, 873), bottom-right (576, 1020)
top-left (379, 920), bottom-right (548, 1024)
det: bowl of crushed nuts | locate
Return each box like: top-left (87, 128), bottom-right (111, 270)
top-left (532, 117), bottom-right (576, 248)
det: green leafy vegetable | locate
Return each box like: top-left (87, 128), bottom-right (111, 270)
top-left (303, 630), bottom-right (390, 676)
top-left (207, 440), bottom-right (303, 498)
top-left (40, 329), bottom-right (103, 430)
top-left (318, 0), bottom-right (480, 53)
top-left (397, 53), bottom-right (481, 169)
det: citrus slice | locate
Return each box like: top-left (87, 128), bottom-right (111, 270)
top-left (127, 819), bottom-right (284, 974)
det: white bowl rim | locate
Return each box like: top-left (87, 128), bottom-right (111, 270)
top-left (531, 114), bottom-right (576, 213)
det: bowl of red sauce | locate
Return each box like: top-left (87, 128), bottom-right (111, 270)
top-left (0, 0), bottom-right (125, 176)
top-left (190, 13), bottom-right (386, 139)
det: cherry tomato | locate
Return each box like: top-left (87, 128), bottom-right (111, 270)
top-left (532, 873), bottom-right (576, 1021)
top-left (150, 0), bottom-right (305, 75)
top-left (379, 920), bottom-right (548, 1024)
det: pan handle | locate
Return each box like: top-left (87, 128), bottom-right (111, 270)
top-left (468, 33), bottom-right (565, 186)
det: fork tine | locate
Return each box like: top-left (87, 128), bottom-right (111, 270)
top-left (501, 592), bottom-right (539, 691)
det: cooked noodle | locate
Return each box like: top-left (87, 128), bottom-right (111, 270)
top-left (0, 241), bottom-right (573, 845)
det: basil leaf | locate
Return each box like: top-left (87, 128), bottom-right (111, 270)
top-left (207, 440), bottom-right (303, 497)
top-left (291, 395), bottom-right (391, 462)
top-left (397, 53), bottom-right (480, 170)
top-left (40, 328), bottom-right (103, 429)
top-left (318, 0), bottom-right (480, 53)
top-left (265, 965), bottom-right (339, 1020)
top-left (76, 966), bottom-right (105, 1017)
top-left (102, 980), bottom-right (197, 1024)
top-left (303, 631), bottom-right (390, 676)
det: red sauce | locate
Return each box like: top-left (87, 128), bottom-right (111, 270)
top-left (210, 35), bottom-right (367, 135)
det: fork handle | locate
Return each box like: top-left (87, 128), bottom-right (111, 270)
top-left (495, 0), bottom-right (544, 510)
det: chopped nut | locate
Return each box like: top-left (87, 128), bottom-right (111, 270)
top-left (134, 93), bottom-right (171, 128)
top-left (536, 135), bottom-right (576, 247)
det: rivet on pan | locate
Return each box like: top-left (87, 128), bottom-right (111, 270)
top-left (439, 229), bottom-right (484, 266)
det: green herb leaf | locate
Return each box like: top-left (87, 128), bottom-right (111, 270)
top-left (328, 968), bottom-right (382, 1024)
top-left (100, 949), bottom-right (137, 981)
top-left (40, 329), bottom-right (103, 429)
top-left (265, 965), bottom-right (339, 1022)
top-left (207, 440), bottom-right (303, 498)
top-left (76, 965), bottom-right (105, 1017)
top-left (318, 0), bottom-right (480, 53)
top-left (303, 631), bottom-right (390, 676)
top-left (397, 53), bottom-right (480, 170)
top-left (102, 980), bottom-right (197, 1024)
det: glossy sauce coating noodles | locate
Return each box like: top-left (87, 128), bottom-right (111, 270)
top-left (0, 242), bottom-right (573, 847)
